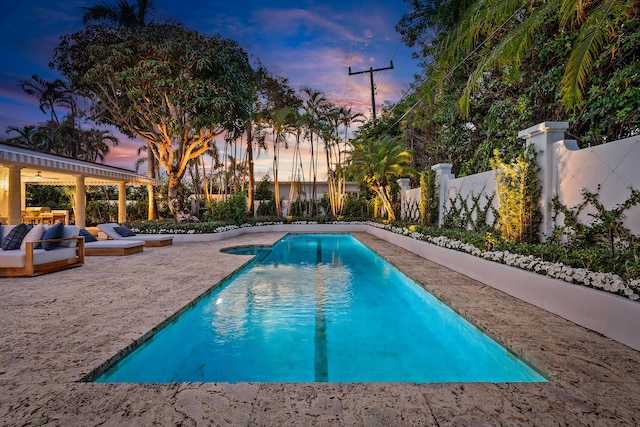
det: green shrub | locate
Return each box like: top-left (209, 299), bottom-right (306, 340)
top-left (490, 146), bottom-right (541, 243)
top-left (205, 192), bottom-right (248, 224)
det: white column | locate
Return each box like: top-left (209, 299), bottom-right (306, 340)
top-left (118, 182), bottom-right (127, 224)
top-left (74, 175), bottom-right (86, 228)
top-left (431, 163), bottom-right (454, 227)
top-left (7, 166), bottom-right (22, 225)
top-left (517, 122), bottom-right (569, 240)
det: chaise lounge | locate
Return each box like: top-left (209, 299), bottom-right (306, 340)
top-left (97, 223), bottom-right (173, 247)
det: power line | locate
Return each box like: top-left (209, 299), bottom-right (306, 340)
top-left (348, 61), bottom-right (394, 121)
top-left (343, 0), bottom-right (363, 107)
top-left (387, 5), bottom-right (524, 130)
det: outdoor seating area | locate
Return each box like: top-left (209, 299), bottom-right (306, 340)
top-left (21, 207), bottom-right (68, 225)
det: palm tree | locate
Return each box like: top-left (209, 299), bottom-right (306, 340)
top-left (82, 0), bottom-right (155, 28)
top-left (437, 0), bottom-right (634, 114)
top-left (287, 109), bottom-right (306, 210)
top-left (559, 0), bottom-right (633, 109)
top-left (269, 106), bottom-right (296, 217)
top-left (18, 75), bottom-right (74, 123)
top-left (5, 125), bottom-right (40, 147)
top-left (80, 127), bottom-right (119, 162)
top-left (348, 135), bottom-right (415, 221)
top-left (301, 87), bottom-right (329, 215)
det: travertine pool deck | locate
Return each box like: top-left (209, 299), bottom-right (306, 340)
top-left (1, 232), bottom-right (639, 426)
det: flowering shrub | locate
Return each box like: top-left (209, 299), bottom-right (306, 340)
top-left (370, 222), bottom-right (639, 302)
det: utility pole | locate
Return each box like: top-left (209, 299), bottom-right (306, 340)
top-left (348, 61), bottom-right (394, 121)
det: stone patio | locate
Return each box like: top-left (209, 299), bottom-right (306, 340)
top-left (1, 231), bottom-right (639, 426)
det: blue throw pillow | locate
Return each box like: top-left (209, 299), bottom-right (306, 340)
top-left (79, 229), bottom-right (98, 242)
top-left (1, 224), bottom-right (32, 250)
top-left (113, 225), bottom-right (136, 237)
top-left (41, 221), bottom-right (65, 251)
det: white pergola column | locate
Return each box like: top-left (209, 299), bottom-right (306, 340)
top-left (118, 182), bottom-right (127, 224)
top-left (7, 166), bottom-right (22, 225)
top-left (74, 175), bottom-right (86, 228)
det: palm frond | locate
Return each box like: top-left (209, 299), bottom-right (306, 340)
top-left (458, 1), bottom-right (560, 116)
top-left (560, 0), bottom-right (629, 111)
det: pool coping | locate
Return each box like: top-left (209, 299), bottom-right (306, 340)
top-left (1, 230), bottom-right (639, 425)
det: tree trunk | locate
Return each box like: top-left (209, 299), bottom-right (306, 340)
top-left (273, 134), bottom-right (281, 217)
top-left (376, 185), bottom-right (396, 221)
top-left (168, 174), bottom-right (182, 217)
top-left (246, 126), bottom-right (255, 216)
top-left (147, 142), bottom-right (158, 220)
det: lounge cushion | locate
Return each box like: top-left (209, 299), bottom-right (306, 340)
top-left (2, 224), bottom-right (32, 250)
top-left (41, 221), bottom-right (64, 251)
top-left (20, 224), bottom-right (45, 251)
top-left (79, 229), bottom-right (98, 242)
top-left (97, 223), bottom-right (122, 240)
top-left (113, 225), bottom-right (136, 237)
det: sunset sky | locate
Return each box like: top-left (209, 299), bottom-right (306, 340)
top-left (0, 0), bottom-right (420, 180)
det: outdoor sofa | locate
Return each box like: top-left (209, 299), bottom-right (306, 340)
top-left (0, 223), bottom-right (84, 277)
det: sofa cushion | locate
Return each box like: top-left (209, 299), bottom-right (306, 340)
top-left (79, 229), bottom-right (98, 242)
top-left (41, 221), bottom-right (64, 251)
top-left (113, 225), bottom-right (136, 237)
top-left (20, 223), bottom-right (45, 251)
top-left (58, 225), bottom-right (80, 248)
top-left (2, 224), bottom-right (32, 250)
top-left (33, 247), bottom-right (78, 265)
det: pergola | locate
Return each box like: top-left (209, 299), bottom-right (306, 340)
top-left (0, 143), bottom-right (159, 227)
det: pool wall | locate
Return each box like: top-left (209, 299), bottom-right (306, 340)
top-left (172, 223), bottom-right (640, 351)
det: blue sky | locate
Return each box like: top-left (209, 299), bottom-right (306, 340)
top-left (0, 0), bottom-right (420, 176)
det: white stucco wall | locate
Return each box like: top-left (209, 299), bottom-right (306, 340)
top-left (445, 170), bottom-right (497, 226)
top-left (555, 136), bottom-right (640, 235)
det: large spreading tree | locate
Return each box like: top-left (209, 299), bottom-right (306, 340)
top-left (51, 23), bottom-right (255, 216)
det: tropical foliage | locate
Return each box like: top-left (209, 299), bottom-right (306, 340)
top-left (396, 0), bottom-right (640, 175)
top-left (6, 75), bottom-right (118, 162)
top-left (490, 146), bottom-right (541, 243)
top-left (52, 23), bottom-right (255, 216)
top-left (348, 135), bottom-right (415, 221)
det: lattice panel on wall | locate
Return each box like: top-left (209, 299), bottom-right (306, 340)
top-left (555, 136), bottom-right (640, 234)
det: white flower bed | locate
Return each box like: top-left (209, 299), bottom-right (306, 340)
top-left (366, 222), bottom-right (640, 302)
top-left (136, 220), bottom-right (639, 302)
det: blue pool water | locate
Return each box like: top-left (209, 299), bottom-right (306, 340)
top-left (96, 234), bottom-right (546, 383)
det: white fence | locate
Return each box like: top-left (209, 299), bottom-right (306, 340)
top-left (400, 122), bottom-right (640, 237)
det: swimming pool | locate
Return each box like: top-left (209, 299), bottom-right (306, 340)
top-left (95, 234), bottom-right (545, 383)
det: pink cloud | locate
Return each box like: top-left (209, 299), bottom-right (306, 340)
top-left (252, 8), bottom-right (361, 43)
